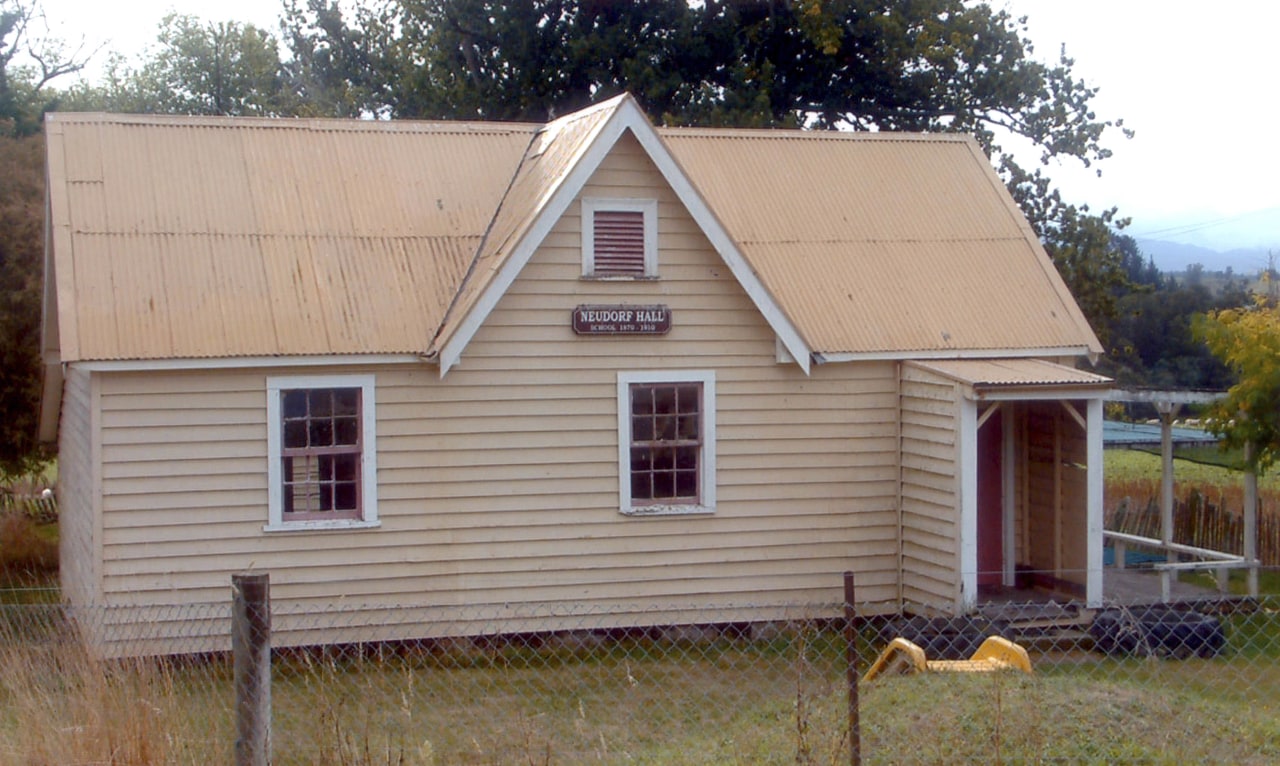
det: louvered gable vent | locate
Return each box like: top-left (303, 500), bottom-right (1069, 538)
top-left (592, 210), bottom-right (646, 275)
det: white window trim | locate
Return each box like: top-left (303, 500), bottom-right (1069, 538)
top-left (265, 373), bottom-right (380, 532)
top-left (582, 197), bottom-right (659, 278)
top-left (617, 370), bottom-right (716, 516)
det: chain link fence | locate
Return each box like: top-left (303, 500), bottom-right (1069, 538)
top-left (2, 572), bottom-right (1279, 765)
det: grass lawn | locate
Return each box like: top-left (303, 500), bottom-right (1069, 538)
top-left (1105, 448), bottom-right (1280, 491)
top-left (3, 618), bottom-right (1279, 765)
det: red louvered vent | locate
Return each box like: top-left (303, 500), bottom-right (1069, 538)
top-left (593, 210), bottom-right (646, 276)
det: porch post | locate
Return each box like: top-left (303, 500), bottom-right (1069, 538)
top-left (1157, 401), bottom-right (1180, 603)
top-left (1086, 399), bottom-right (1104, 607)
top-left (959, 400), bottom-right (978, 610)
top-left (1002, 404), bottom-right (1017, 588)
top-left (1245, 442), bottom-right (1259, 598)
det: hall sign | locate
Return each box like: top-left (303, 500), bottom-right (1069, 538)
top-left (572, 304), bottom-right (672, 335)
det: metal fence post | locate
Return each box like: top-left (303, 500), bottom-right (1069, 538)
top-left (844, 570), bottom-right (860, 766)
top-left (233, 573), bottom-right (271, 766)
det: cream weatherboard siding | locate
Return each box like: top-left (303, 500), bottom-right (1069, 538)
top-left (897, 365), bottom-right (960, 608)
top-left (57, 365), bottom-right (97, 607)
top-left (81, 134), bottom-right (904, 652)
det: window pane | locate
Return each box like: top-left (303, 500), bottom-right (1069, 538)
top-left (333, 453), bottom-right (358, 482)
top-left (632, 387), bottom-right (654, 415)
top-left (285, 454), bottom-right (316, 484)
top-left (654, 447), bottom-right (675, 470)
top-left (653, 386), bottom-right (675, 414)
top-left (655, 415), bottom-right (676, 440)
top-left (309, 418), bottom-right (334, 447)
top-left (334, 482), bottom-right (358, 511)
top-left (319, 484), bottom-right (334, 511)
top-left (675, 469), bottom-right (697, 498)
top-left (282, 390), bottom-right (307, 419)
top-left (632, 414), bottom-right (653, 441)
top-left (630, 447), bottom-right (652, 472)
top-left (310, 389), bottom-right (333, 417)
top-left (676, 386), bottom-right (699, 414)
top-left (333, 388), bottom-right (359, 416)
top-left (283, 420), bottom-right (307, 449)
top-left (631, 471), bottom-right (651, 500)
top-left (677, 414), bottom-right (698, 440)
top-left (334, 417), bottom-right (359, 445)
top-left (676, 446), bottom-right (698, 470)
top-left (652, 472), bottom-right (675, 500)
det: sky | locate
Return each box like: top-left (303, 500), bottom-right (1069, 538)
top-left (33, 0), bottom-right (1280, 254)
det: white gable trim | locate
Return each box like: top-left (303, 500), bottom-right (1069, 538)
top-left (436, 94), bottom-right (812, 376)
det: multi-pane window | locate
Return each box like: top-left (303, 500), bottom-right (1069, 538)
top-left (582, 198), bottom-right (657, 278)
top-left (629, 383), bottom-right (702, 504)
top-left (617, 371), bottom-right (716, 515)
top-left (281, 388), bottom-right (362, 519)
top-left (266, 374), bottom-right (378, 530)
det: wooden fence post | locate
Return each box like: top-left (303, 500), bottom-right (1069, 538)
top-left (233, 573), bottom-right (271, 766)
top-left (844, 571), bottom-right (860, 766)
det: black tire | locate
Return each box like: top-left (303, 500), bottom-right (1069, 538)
top-left (1090, 607), bottom-right (1225, 659)
top-left (888, 615), bottom-right (1009, 660)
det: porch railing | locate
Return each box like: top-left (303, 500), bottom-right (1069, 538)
top-left (1104, 529), bottom-right (1257, 603)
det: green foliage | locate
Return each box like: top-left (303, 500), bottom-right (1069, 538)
top-left (1194, 298), bottom-right (1280, 471)
top-left (1099, 239), bottom-right (1244, 390)
top-left (69, 14), bottom-right (294, 116)
top-left (280, 0), bottom-right (401, 118)
top-left (0, 133), bottom-right (48, 475)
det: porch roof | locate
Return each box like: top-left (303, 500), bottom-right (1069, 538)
top-left (907, 358), bottom-right (1112, 400)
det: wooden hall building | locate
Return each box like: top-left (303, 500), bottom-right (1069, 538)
top-left (39, 94), bottom-right (1111, 654)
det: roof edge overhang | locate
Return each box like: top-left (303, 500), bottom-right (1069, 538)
top-left (432, 93), bottom-right (813, 377)
top-left (70, 353), bottom-right (427, 373)
top-left (817, 346), bottom-right (1096, 364)
top-left (961, 138), bottom-right (1105, 358)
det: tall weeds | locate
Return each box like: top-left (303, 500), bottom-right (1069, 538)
top-left (0, 625), bottom-right (224, 764)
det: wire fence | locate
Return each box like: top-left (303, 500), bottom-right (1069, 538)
top-left (2, 574), bottom-right (1279, 765)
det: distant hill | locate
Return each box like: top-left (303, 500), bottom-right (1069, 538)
top-left (1135, 238), bottom-right (1271, 275)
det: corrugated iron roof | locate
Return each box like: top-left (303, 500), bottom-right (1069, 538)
top-left (45, 103), bottom-right (1103, 365)
top-left (660, 129), bottom-right (1100, 357)
top-left (908, 358), bottom-right (1112, 389)
top-left (46, 114), bottom-right (535, 361)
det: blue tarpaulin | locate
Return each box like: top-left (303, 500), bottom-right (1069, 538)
top-left (1103, 421), bottom-right (1219, 448)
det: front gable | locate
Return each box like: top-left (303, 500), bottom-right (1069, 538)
top-left (463, 130), bottom-right (783, 366)
top-left (430, 94), bottom-right (811, 377)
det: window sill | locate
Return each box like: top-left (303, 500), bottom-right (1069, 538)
top-left (620, 505), bottom-right (715, 518)
top-left (263, 519), bottom-right (382, 533)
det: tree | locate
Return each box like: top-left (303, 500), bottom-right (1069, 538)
top-left (1, 0), bottom-right (93, 134)
top-left (0, 135), bottom-right (43, 476)
top-left (1, 0), bottom-right (90, 474)
top-left (280, 0), bottom-right (400, 117)
top-left (1194, 298), bottom-right (1280, 471)
top-left (79, 14), bottom-right (294, 116)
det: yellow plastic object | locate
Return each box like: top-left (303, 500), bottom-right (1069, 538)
top-left (863, 635), bottom-right (1033, 683)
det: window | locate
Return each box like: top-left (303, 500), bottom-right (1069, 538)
top-left (266, 375), bottom-right (379, 531)
top-left (582, 198), bottom-right (658, 278)
top-left (617, 371), bottom-right (716, 515)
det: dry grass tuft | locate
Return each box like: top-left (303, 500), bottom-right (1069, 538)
top-left (0, 512), bottom-right (58, 583)
top-left (0, 638), bottom-right (225, 765)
